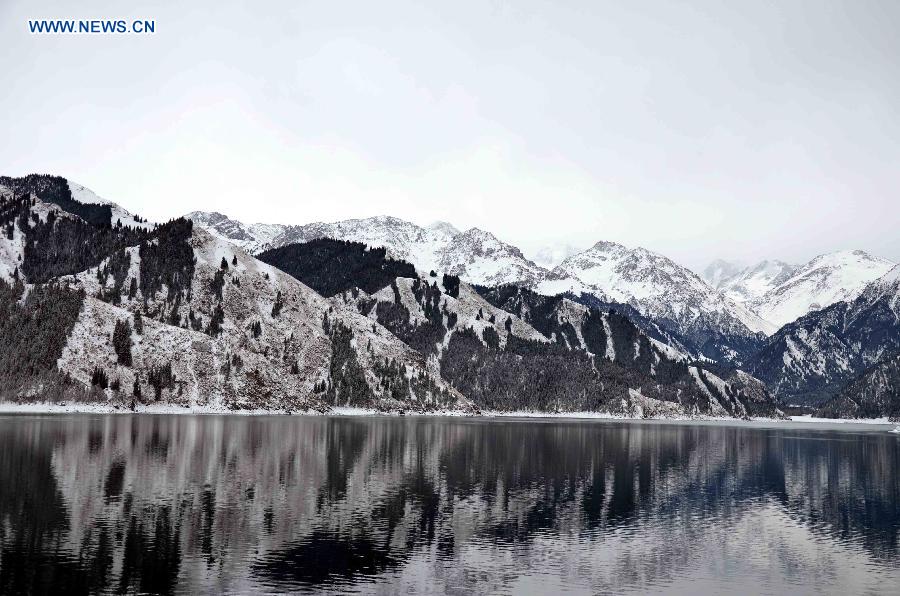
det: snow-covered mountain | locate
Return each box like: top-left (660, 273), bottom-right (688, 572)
top-left (189, 213), bottom-right (776, 362)
top-left (2, 174), bottom-right (782, 419)
top-left (701, 259), bottom-right (745, 291)
top-left (703, 259), bottom-right (798, 304)
top-left (748, 264), bottom-right (900, 409)
top-left (1, 176), bottom-right (467, 412)
top-left (187, 212), bottom-right (550, 287)
top-left (748, 250), bottom-right (895, 328)
top-left (67, 181), bottom-right (155, 231)
top-left (536, 241), bottom-right (775, 363)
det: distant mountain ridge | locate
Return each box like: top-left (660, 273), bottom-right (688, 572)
top-left (702, 252), bottom-right (895, 328)
top-left (747, 250), bottom-right (895, 327)
top-left (703, 260), bottom-right (798, 304)
top-left (5, 175), bottom-right (898, 419)
top-left (187, 211), bottom-right (551, 288)
top-left (188, 211), bottom-right (774, 364)
top-left (748, 264), bottom-right (900, 410)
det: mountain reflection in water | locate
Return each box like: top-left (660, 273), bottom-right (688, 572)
top-left (0, 415), bottom-right (898, 595)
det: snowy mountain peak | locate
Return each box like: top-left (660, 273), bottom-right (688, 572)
top-left (702, 259), bottom-right (745, 289)
top-left (539, 239), bottom-right (776, 358)
top-left (589, 239), bottom-right (626, 252)
top-left (427, 220), bottom-right (461, 237)
top-left (749, 249), bottom-right (895, 328)
top-left (437, 227), bottom-right (550, 287)
top-left (187, 211), bottom-right (549, 288)
top-left (706, 259), bottom-right (798, 304)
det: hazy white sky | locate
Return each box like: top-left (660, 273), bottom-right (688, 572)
top-left (2, 0), bottom-right (898, 271)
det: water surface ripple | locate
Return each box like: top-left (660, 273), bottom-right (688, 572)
top-left (0, 415), bottom-right (898, 594)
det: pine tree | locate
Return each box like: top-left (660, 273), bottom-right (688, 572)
top-left (250, 320), bottom-right (262, 338)
top-left (232, 255), bottom-right (237, 266)
top-left (134, 311), bottom-right (143, 334)
top-left (90, 366), bottom-right (109, 389)
top-left (271, 290), bottom-right (284, 317)
top-left (112, 319), bottom-right (133, 366)
top-left (133, 376), bottom-right (142, 398)
top-left (220, 256), bottom-right (229, 270)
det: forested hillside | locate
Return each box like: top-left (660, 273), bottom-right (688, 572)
top-left (0, 174), bottom-right (785, 418)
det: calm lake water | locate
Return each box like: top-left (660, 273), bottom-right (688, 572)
top-left (0, 414), bottom-right (898, 595)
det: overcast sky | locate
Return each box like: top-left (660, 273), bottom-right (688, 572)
top-left (2, 0), bottom-right (898, 271)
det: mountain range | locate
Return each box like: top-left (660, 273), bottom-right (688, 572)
top-left (0, 175), bottom-right (784, 420)
top-left (189, 212), bottom-right (775, 365)
top-left (1, 174), bottom-right (897, 419)
top-left (185, 208), bottom-right (899, 417)
top-left (704, 253), bottom-right (895, 327)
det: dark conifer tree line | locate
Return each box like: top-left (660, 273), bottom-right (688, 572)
top-left (0, 277), bottom-right (85, 395)
top-left (112, 319), bottom-right (133, 366)
top-left (0, 174), bottom-right (112, 226)
top-left (257, 238), bottom-right (416, 297)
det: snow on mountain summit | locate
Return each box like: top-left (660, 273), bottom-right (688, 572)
top-left (188, 211), bottom-right (779, 362)
top-left (706, 259), bottom-right (798, 304)
top-left (748, 250), bottom-right (896, 328)
top-left (435, 227), bottom-right (551, 287)
top-left (702, 259), bottom-right (745, 290)
top-left (543, 240), bottom-right (775, 335)
top-left (187, 211), bottom-right (551, 287)
top-left (531, 240), bottom-right (776, 364)
top-left (427, 220), bottom-right (461, 237)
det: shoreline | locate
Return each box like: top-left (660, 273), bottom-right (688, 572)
top-left (0, 402), bottom-right (897, 430)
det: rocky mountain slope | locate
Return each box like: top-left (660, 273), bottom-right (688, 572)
top-left (747, 250), bottom-right (895, 328)
top-left (191, 212), bottom-right (775, 364)
top-left (259, 239), bottom-right (782, 418)
top-left (821, 351), bottom-right (900, 419)
top-left (1, 174), bottom-right (782, 419)
top-left (0, 175), bottom-right (466, 413)
top-left (537, 241), bottom-right (775, 364)
top-left (748, 265), bottom-right (900, 410)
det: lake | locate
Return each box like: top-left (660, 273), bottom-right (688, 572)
top-left (0, 414), bottom-right (898, 594)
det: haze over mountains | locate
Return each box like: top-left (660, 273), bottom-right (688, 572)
top-left (0, 175), bottom-right (897, 419)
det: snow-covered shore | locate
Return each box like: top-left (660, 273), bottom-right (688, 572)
top-left (0, 402), bottom-right (897, 431)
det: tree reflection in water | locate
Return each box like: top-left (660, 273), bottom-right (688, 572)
top-left (0, 415), bottom-right (897, 594)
